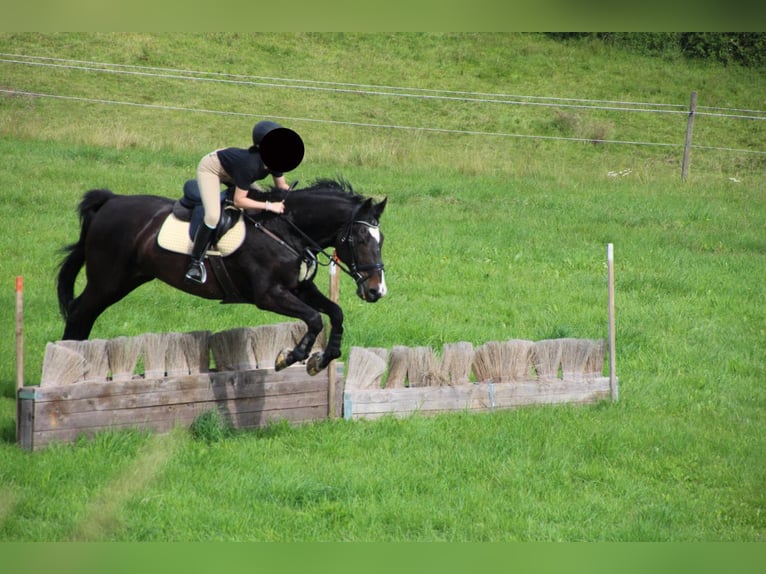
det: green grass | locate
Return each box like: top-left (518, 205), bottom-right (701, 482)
top-left (0, 33), bottom-right (764, 542)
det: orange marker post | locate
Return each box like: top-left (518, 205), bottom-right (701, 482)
top-left (15, 276), bottom-right (24, 441)
top-left (15, 276), bottom-right (23, 391)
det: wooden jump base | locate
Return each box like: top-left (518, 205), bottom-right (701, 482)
top-left (18, 363), bottom-right (342, 451)
top-left (344, 377), bottom-right (613, 421)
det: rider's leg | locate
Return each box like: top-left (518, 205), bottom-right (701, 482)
top-left (184, 223), bottom-right (216, 284)
top-left (185, 152), bottom-right (223, 284)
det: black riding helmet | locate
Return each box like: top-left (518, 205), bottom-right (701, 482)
top-left (251, 120), bottom-right (304, 173)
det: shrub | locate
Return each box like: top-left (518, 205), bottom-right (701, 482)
top-left (189, 409), bottom-right (233, 443)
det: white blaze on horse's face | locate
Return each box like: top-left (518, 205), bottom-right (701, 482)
top-left (369, 225), bottom-right (387, 297)
top-left (378, 269), bottom-right (388, 297)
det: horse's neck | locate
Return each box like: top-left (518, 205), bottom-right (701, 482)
top-left (289, 196), bottom-right (355, 248)
top-left (292, 214), bottom-right (349, 248)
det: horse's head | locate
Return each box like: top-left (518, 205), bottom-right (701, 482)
top-left (335, 197), bottom-right (388, 302)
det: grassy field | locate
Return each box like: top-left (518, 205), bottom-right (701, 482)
top-left (0, 33), bottom-right (764, 541)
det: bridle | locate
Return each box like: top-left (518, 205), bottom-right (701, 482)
top-left (247, 212), bottom-right (384, 288)
top-left (337, 219), bottom-right (385, 286)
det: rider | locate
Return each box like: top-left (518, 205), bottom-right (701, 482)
top-left (184, 120), bottom-right (304, 284)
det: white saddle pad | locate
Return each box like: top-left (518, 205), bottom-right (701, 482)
top-left (157, 213), bottom-right (246, 257)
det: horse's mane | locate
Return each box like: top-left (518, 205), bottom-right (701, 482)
top-left (298, 177), bottom-right (354, 195)
top-left (271, 178), bottom-right (367, 207)
top-left (293, 177), bottom-right (360, 198)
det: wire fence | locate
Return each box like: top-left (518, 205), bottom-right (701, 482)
top-left (2, 53), bottom-right (765, 165)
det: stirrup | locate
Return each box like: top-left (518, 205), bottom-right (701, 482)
top-left (185, 260), bottom-right (207, 284)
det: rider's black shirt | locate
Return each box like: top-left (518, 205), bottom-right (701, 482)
top-left (216, 147), bottom-right (284, 190)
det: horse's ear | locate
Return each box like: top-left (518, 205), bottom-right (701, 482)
top-left (374, 197), bottom-right (387, 218)
top-left (359, 197), bottom-right (387, 223)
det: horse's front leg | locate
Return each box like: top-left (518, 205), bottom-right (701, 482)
top-left (250, 281), bottom-right (324, 371)
top-left (292, 281), bottom-right (344, 376)
top-left (276, 319), bottom-right (321, 371)
top-left (274, 306), bottom-right (324, 372)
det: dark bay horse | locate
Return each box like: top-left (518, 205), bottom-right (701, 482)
top-left (57, 178), bottom-right (387, 375)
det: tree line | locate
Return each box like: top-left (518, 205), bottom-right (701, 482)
top-left (547, 33), bottom-right (765, 67)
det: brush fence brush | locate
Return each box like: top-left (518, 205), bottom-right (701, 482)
top-left (250, 323), bottom-right (295, 368)
top-left (41, 342), bottom-right (86, 386)
top-left (210, 328), bottom-right (256, 371)
top-left (472, 341), bottom-right (504, 383)
top-left (559, 338), bottom-right (596, 380)
top-left (584, 339), bottom-right (607, 377)
top-left (165, 332), bottom-right (192, 377)
top-left (347, 346), bottom-right (387, 389)
top-left (385, 346), bottom-right (410, 389)
top-left (440, 342), bottom-right (474, 385)
top-left (502, 339), bottom-right (534, 381)
top-left (59, 339), bottom-right (109, 382)
top-left (182, 330), bottom-right (211, 374)
top-left (531, 339), bottom-right (564, 380)
top-left (407, 346), bottom-right (445, 387)
top-left (107, 336), bottom-right (143, 381)
top-left (140, 332), bottom-right (171, 378)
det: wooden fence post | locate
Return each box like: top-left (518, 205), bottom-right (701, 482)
top-left (682, 91), bottom-right (697, 182)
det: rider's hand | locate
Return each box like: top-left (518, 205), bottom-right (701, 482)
top-left (265, 201), bottom-right (285, 214)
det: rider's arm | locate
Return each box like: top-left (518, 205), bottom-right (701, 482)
top-left (232, 187), bottom-right (285, 213)
top-left (272, 175), bottom-right (290, 190)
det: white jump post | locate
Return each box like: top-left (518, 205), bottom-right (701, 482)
top-left (328, 256), bottom-right (340, 417)
top-left (607, 244), bottom-right (618, 401)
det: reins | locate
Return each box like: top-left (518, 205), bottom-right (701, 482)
top-left (244, 211), bottom-right (383, 286)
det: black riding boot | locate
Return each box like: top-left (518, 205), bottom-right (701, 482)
top-left (184, 224), bottom-right (216, 284)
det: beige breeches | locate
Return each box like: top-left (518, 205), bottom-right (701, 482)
top-left (197, 151), bottom-right (229, 228)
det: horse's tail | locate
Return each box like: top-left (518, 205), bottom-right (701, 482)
top-left (57, 189), bottom-right (116, 320)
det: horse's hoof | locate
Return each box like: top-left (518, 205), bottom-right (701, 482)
top-left (306, 352), bottom-right (325, 376)
top-left (275, 348), bottom-right (293, 371)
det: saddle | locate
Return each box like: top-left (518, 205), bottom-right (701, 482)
top-left (157, 180), bottom-right (246, 257)
top-left (157, 180), bottom-right (318, 303)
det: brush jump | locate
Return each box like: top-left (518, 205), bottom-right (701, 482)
top-left (56, 178), bottom-right (387, 376)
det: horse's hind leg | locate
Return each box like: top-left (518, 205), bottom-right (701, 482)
top-left (62, 279), bottom-right (149, 340)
